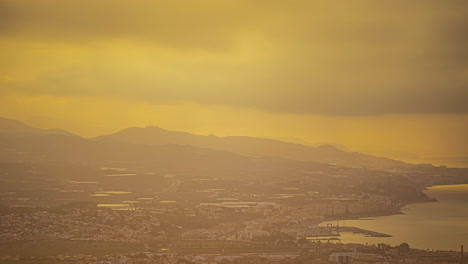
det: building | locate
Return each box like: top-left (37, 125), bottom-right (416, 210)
top-left (330, 252), bottom-right (354, 264)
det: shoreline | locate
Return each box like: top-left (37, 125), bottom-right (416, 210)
top-left (316, 183), bottom-right (468, 250)
top-left (317, 195), bottom-right (440, 239)
top-left (322, 184), bottom-right (444, 224)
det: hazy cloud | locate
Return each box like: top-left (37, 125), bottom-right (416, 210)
top-left (1, 0), bottom-right (467, 115)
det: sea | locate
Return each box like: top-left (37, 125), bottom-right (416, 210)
top-left (321, 184), bottom-right (468, 251)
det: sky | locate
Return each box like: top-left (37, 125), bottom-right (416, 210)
top-left (0, 0), bottom-right (467, 160)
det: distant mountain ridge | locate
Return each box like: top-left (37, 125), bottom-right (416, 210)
top-left (0, 132), bottom-right (331, 181)
top-left (0, 117), bottom-right (76, 137)
top-left (267, 137), bottom-right (348, 151)
top-left (0, 117), bottom-right (436, 171)
top-left (93, 126), bottom-right (434, 171)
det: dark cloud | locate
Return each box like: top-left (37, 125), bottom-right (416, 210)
top-left (0, 0), bottom-right (258, 50)
top-left (0, 0), bottom-right (467, 115)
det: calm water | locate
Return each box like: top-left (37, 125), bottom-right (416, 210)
top-left (322, 184), bottom-right (468, 250)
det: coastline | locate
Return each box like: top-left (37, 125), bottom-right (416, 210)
top-left (323, 182), bottom-right (447, 224)
top-left (317, 193), bottom-right (441, 239)
top-left (317, 183), bottom-right (468, 250)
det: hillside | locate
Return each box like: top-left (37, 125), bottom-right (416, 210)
top-left (94, 126), bottom-right (433, 171)
top-left (0, 132), bottom-right (332, 181)
top-left (0, 117), bottom-right (75, 137)
top-left (0, 117), bottom-right (436, 171)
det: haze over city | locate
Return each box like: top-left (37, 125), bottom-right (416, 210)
top-left (1, 1), bottom-right (468, 263)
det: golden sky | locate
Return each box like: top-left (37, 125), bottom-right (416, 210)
top-left (1, 0), bottom-right (467, 159)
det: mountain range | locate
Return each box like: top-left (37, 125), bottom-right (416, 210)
top-left (94, 126), bottom-right (431, 171)
top-left (0, 117), bottom-right (75, 136)
top-left (0, 117), bottom-right (435, 172)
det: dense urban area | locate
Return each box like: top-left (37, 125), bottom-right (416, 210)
top-left (1, 161), bottom-right (467, 264)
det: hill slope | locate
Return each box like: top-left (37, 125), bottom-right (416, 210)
top-left (94, 126), bottom-right (432, 171)
top-left (0, 132), bottom-right (331, 181)
top-left (0, 117), bottom-right (75, 136)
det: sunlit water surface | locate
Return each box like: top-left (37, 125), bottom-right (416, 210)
top-left (322, 184), bottom-right (468, 250)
